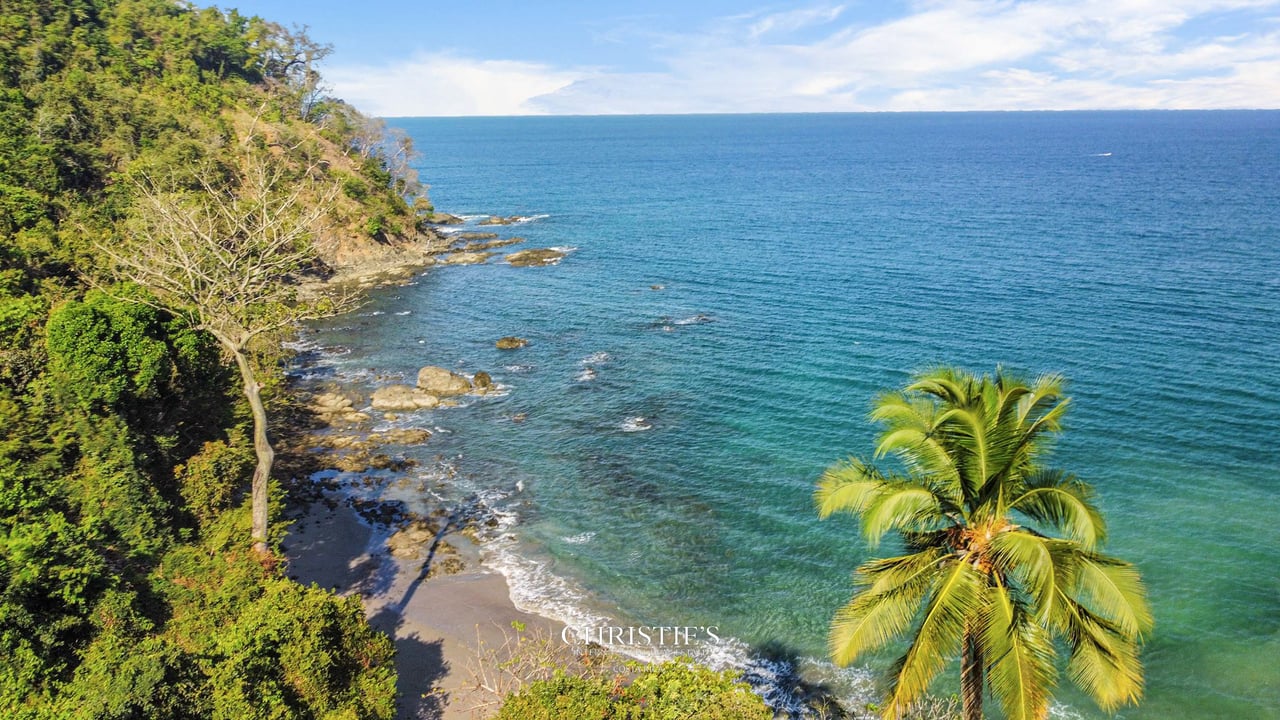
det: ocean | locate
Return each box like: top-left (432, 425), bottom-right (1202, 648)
top-left (301, 112), bottom-right (1280, 718)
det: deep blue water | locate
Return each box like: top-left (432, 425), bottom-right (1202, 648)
top-left (305, 112), bottom-right (1280, 718)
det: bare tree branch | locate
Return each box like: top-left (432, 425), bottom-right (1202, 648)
top-left (95, 127), bottom-right (362, 553)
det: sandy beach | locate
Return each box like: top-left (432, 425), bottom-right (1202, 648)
top-left (283, 492), bottom-right (562, 720)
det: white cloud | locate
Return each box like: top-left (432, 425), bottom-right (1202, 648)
top-left (324, 53), bottom-right (587, 117)
top-left (746, 5), bottom-right (846, 39)
top-left (327, 1), bottom-right (1280, 115)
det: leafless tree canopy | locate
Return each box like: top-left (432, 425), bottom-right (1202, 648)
top-left (101, 137), bottom-right (356, 353)
top-left (96, 127), bottom-right (361, 552)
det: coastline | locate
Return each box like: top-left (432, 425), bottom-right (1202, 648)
top-left (286, 215), bottom-right (562, 720)
top-left (283, 489), bottom-right (562, 720)
top-left (283, 211), bottom-right (858, 719)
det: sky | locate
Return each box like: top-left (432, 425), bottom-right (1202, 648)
top-left (226, 1), bottom-right (1280, 116)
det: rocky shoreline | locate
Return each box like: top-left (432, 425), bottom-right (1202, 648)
top-left (302, 213), bottom-right (566, 295)
top-left (283, 211), bottom-right (567, 720)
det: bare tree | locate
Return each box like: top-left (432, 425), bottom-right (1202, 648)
top-left (98, 136), bottom-right (358, 554)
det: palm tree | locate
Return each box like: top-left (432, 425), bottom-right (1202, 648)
top-left (816, 367), bottom-right (1152, 720)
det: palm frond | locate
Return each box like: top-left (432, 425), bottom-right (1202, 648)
top-left (1054, 589), bottom-right (1145, 712)
top-left (1069, 552), bottom-right (1154, 637)
top-left (1017, 373), bottom-right (1066, 427)
top-left (872, 396), bottom-right (962, 489)
top-left (1009, 469), bottom-right (1106, 549)
top-left (882, 560), bottom-right (985, 718)
top-left (829, 550), bottom-right (947, 666)
top-left (982, 577), bottom-right (1057, 720)
top-left (935, 405), bottom-right (991, 502)
top-left (988, 529), bottom-right (1057, 616)
top-left (862, 483), bottom-right (946, 547)
top-left (815, 458), bottom-right (885, 519)
top-left (906, 367), bottom-right (972, 407)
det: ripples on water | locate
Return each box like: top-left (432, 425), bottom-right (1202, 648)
top-left (304, 112), bottom-right (1280, 719)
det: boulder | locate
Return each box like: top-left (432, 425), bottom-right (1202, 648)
top-left (387, 520), bottom-right (439, 559)
top-left (371, 384), bottom-right (441, 411)
top-left (505, 248), bottom-right (566, 267)
top-left (309, 392), bottom-right (370, 425)
top-left (495, 336), bottom-right (529, 350)
top-left (429, 212), bottom-right (464, 225)
top-left (456, 231), bottom-right (499, 241)
top-left (310, 391), bottom-right (356, 413)
top-left (472, 371), bottom-right (493, 391)
top-left (416, 366), bottom-right (472, 396)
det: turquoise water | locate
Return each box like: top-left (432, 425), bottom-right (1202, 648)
top-left (306, 112), bottom-right (1280, 718)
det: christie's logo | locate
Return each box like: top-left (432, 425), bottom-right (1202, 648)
top-left (562, 625), bottom-right (723, 647)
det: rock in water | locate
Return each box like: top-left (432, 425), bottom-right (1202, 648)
top-left (479, 215), bottom-right (524, 226)
top-left (441, 251), bottom-right (494, 265)
top-left (472, 371), bottom-right (493, 390)
top-left (370, 385), bottom-right (441, 411)
top-left (495, 336), bottom-right (529, 350)
top-left (382, 428), bottom-right (432, 445)
top-left (416, 366), bottom-right (473, 396)
top-left (505, 248), bottom-right (566, 267)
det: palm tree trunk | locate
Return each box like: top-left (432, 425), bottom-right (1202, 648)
top-left (232, 349), bottom-right (274, 554)
top-left (961, 625), bottom-right (984, 720)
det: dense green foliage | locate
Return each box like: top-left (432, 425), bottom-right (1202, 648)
top-left (0, 0), bottom-right (413, 716)
top-left (494, 660), bottom-right (772, 720)
top-left (817, 368), bottom-right (1151, 720)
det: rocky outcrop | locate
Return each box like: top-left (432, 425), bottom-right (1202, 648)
top-left (455, 232), bottom-right (499, 241)
top-left (387, 520), bottom-right (438, 559)
top-left (505, 248), bottom-right (566, 267)
top-left (416, 366), bottom-right (472, 396)
top-left (370, 385), bottom-right (441, 411)
top-left (441, 251), bottom-right (493, 265)
top-left (457, 237), bottom-right (524, 252)
top-left (472, 371), bottom-right (493, 392)
top-left (429, 212), bottom-right (464, 225)
top-left (495, 336), bottom-right (528, 350)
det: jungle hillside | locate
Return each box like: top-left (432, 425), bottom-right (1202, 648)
top-left (0, 1), bottom-right (439, 716)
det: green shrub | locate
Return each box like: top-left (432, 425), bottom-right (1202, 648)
top-left (175, 430), bottom-right (253, 526)
top-left (495, 659), bottom-right (771, 720)
top-left (45, 291), bottom-right (172, 411)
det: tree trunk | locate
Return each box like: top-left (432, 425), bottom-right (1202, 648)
top-left (961, 625), bottom-right (984, 720)
top-left (233, 349), bottom-right (274, 554)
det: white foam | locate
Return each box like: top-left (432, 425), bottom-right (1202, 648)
top-left (282, 337), bottom-right (321, 352)
top-left (394, 311), bottom-right (411, 316)
top-left (580, 351), bottom-right (611, 365)
top-left (620, 416), bottom-right (653, 432)
top-left (673, 313), bottom-right (714, 325)
top-left (561, 531), bottom-right (596, 545)
top-left (575, 367), bottom-right (598, 382)
top-left (485, 540), bottom-right (613, 637)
